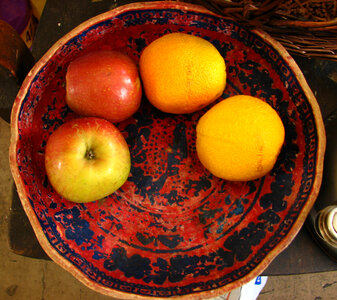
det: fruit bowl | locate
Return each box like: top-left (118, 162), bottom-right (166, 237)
top-left (9, 1), bottom-right (325, 299)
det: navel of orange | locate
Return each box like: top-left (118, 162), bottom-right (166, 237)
top-left (196, 95), bottom-right (285, 181)
top-left (139, 32), bottom-right (226, 114)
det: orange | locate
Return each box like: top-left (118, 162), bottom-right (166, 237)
top-left (139, 32), bottom-right (226, 114)
top-left (196, 95), bottom-right (285, 181)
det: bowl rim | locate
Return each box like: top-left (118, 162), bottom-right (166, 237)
top-left (9, 1), bottom-right (326, 299)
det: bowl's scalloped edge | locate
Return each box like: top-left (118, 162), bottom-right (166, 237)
top-left (8, 1), bottom-right (326, 299)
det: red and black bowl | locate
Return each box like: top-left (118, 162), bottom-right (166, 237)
top-left (9, 2), bottom-right (325, 299)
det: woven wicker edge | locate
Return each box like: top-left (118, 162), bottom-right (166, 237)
top-left (187, 0), bottom-right (337, 60)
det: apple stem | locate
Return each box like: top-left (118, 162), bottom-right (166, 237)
top-left (85, 148), bottom-right (95, 160)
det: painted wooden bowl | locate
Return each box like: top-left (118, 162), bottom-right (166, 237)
top-left (9, 2), bottom-right (326, 299)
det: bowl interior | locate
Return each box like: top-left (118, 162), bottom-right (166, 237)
top-left (12, 2), bottom-right (324, 298)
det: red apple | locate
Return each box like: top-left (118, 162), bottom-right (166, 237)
top-left (45, 117), bottom-right (131, 203)
top-left (65, 50), bottom-right (142, 123)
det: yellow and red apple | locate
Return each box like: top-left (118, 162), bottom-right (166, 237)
top-left (45, 117), bottom-right (130, 203)
top-left (65, 50), bottom-right (142, 123)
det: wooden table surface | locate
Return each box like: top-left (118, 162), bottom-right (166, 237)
top-left (7, 0), bottom-right (337, 276)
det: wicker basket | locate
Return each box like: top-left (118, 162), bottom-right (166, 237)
top-left (176, 0), bottom-right (337, 60)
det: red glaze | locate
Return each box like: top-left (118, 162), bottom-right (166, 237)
top-left (9, 2), bottom-right (325, 299)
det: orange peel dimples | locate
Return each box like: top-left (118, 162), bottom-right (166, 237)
top-left (139, 32), bottom-right (226, 114)
top-left (196, 95), bottom-right (285, 181)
